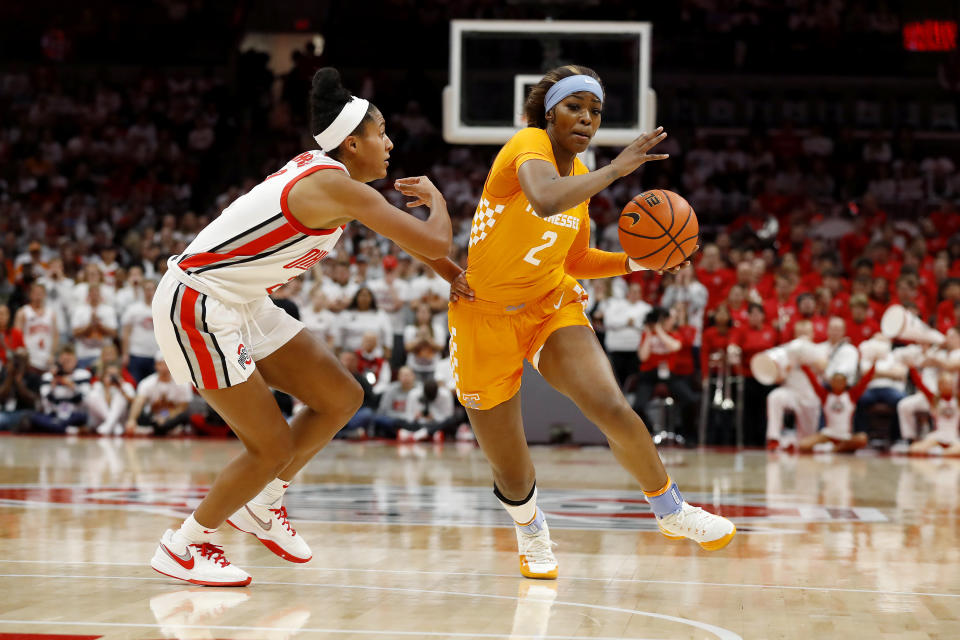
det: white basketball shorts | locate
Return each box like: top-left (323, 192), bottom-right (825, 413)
top-left (152, 272), bottom-right (304, 389)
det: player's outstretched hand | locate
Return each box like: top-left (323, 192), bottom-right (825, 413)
top-left (449, 270), bottom-right (475, 302)
top-left (394, 176), bottom-right (445, 209)
top-left (610, 127), bottom-right (669, 178)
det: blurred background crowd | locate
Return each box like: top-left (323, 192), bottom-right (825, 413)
top-left (1, 0), bottom-right (959, 449)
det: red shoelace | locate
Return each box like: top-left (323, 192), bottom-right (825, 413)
top-left (269, 506), bottom-right (296, 535)
top-left (192, 542), bottom-right (230, 567)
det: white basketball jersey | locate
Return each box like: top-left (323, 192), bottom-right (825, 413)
top-left (168, 151), bottom-right (347, 304)
top-left (22, 304), bottom-right (54, 369)
top-left (821, 391), bottom-right (855, 440)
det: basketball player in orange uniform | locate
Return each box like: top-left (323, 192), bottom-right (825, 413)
top-left (448, 66), bottom-right (735, 579)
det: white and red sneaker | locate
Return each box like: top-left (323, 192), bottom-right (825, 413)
top-left (226, 502), bottom-right (312, 563)
top-left (150, 529), bottom-right (251, 587)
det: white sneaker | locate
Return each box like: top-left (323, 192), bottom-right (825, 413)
top-left (658, 502), bottom-right (736, 551)
top-left (456, 424), bottom-right (475, 442)
top-left (515, 518), bottom-right (558, 580)
top-left (226, 502), bottom-right (312, 563)
top-left (150, 529), bottom-right (251, 586)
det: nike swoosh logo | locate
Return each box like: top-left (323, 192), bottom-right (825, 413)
top-left (162, 542), bottom-right (194, 570)
top-left (553, 292), bottom-right (564, 310)
top-left (245, 505), bottom-right (272, 531)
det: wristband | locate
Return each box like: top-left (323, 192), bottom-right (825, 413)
top-left (628, 258), bottom-right (648, 272)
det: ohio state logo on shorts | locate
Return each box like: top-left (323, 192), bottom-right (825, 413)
top-left (237, 344), bottom-right (252, 370)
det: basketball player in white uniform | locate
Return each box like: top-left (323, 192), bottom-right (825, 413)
top-left (14, 283), bottom-right (57, 373)
top-left (149, 67), bottom-right (467, 587)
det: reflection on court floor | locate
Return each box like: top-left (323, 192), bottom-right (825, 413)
top-left (0, 436), bottom-right (957, 639)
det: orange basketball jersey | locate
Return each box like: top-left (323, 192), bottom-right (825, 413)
top-left (466, 127), bottom-right (591, 305)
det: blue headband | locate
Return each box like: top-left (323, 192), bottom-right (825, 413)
top-left (544, 75), bottom-right (604, 113)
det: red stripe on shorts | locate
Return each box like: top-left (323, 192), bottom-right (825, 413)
top-left (179, 287), bottom-right (218, 388)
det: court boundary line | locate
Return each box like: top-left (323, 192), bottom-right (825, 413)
top-left (0, 573), bottom-right (743, 640)
top-left (0, 619), bottom-right (660, 640)
top-left (0, 562), bottom-right (957, 599)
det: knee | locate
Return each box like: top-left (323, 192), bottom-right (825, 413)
top-left (255, 430), bottom-right (295, 473)
top-left (340, 376), bottom-right (364, 417)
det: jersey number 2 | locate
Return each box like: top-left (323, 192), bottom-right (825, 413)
top-left (523, 231), bottom-right (558, 266)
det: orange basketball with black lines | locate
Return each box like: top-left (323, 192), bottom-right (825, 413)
top-left (618, 190), bottom-right (699, 271)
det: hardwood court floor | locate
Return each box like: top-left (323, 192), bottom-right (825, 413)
top-left (0, 435), bottom-right (957, 639)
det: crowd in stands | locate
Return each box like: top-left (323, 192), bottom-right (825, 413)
top-left (2, 22), bottom-right (959, 449)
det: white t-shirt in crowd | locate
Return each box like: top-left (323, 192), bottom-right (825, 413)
top-left (121, 300), bottom-right (158, 358)
top-left (321, 279), bottom-right (358, 309)
top-left (136, 373), bottom-right (193, 416)
top-left (600, 297), bottom-right (651, 353)
top-left (301, 306), bottom-right (338, 346)
top-left (367, 276), bottom-right (413, 334)
top-left (409, 272), bottom-right (449, 301)
top-left (70, 302), bottom-right (118, 362)
top-left (337, 309), bottom-right (393, 352)
top-left (405, 385), bottom-right (454, 423)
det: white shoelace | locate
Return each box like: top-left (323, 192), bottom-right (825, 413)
top-left (520, 532), bottom-right (557, 564)
top-left (663, 504), bottom-right (713, 536)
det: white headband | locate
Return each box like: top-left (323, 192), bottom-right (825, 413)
top-left (314, 98), bottom-right (370, 152)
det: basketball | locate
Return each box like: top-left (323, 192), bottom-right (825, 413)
top-left (618, 189), bottom-right (699, 271)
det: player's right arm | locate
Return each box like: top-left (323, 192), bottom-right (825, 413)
top-left (517, 127), bottom-right (668, 217)
top-left (287, 171), bottom-right (452, 260)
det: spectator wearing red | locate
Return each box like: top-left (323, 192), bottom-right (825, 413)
top-left (778, 223), bottom-right (814, 272)
top-left (784, 293), bottom-right (828, 342)
top-left (930, 200), bottom-right (960, 239)
top-left (671, 304), bottom-right (698, 379)
top-left (700, 304), bottom-right (736, 377)
top-left (890, 273), bottom-right (928, 321)
top-left (799, 254), bottom-right (839, 294)
top-left (822, 270), bottom-right (850, 318)
top-left (846, 295), bottom-right (881, 346)
top-left (900, 250), bottom-right (937, 310)
top-left (869, 241), bottom-right (901, 284)
top-left (725, 284), bottom-right (749, 326)
top-left (764, 269), bottom-right (799, 334)
top-left (935, 279), bottom-right (960, 334)
top-left (355, 331), bottom-right (392, 395)
top-left (0, 304), bottom-right (25, 366)
top-left (869, 276), bottom-right (892, 316)
top-left (735, 303), bottom-right (779, 445)
top-left (733, 261), bottom-right (762, 304)
top-left (752, 256), bottom-right (776, 299)
top-left (849, 274), bottom-right (881, 320)
top-left (735, 303), bottom-right (779, 371)
top-left (634, 306), bottom-right (699, 443)
top-left (696, 244), bottom-right (736, 311)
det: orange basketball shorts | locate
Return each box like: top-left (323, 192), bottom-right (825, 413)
top-left (447, 275), bottom-right (591, 410)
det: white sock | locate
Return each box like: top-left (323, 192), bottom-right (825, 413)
top-left (175, 513), bottom-right (217, 546)
top-left (252, 478), bottom-right (290, 507)
top-left (496, 484), bottom-right (538, 525)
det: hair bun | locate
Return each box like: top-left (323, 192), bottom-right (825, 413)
top-left (312, 67), bottom-right (342, 95)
